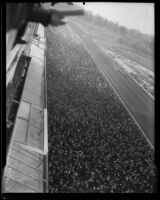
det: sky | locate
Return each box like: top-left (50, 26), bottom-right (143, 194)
top-left (77, 3), bottom-right (154, 36)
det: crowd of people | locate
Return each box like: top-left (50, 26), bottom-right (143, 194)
top-left (130, 72), bottom-right (154, 97)
top-left (46, 26), bottom-right (156, 193)
top-left (106, 49), bottom-right (154, 98)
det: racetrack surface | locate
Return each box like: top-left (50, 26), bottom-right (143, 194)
top-left (67, 19), bottom-right (154, 147)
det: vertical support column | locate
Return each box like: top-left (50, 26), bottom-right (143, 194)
top-left (43, 96), bottom-right (48, 192)
top-left (43, 27), bottom-right (48, 192)
top-left (44, 109), bottom-right (48, 155)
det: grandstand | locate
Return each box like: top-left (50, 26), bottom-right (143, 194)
top-left (3, 23), bottom-right (48, 192)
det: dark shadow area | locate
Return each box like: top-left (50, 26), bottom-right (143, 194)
top-left (6, 55), bottom-right (31, 154)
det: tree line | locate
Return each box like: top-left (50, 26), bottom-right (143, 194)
top-left (79, 9), bottom-right (154, 58)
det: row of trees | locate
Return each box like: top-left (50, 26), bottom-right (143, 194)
top-left (79, 11), bottom-right (132, 35)
top-left (78, 9), bottom-right (154, 57)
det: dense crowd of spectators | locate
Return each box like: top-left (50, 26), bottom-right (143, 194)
top-left (130, 72), bottom-right (154, 97)
top-left (46, 26), bottom-right (156, 193)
